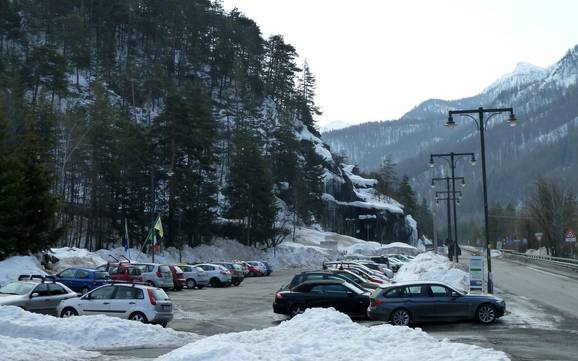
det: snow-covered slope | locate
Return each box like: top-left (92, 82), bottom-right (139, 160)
top-left (482, 62), bottom-right (547, 99)
top-left (320, 120), bottom-right (351, 133)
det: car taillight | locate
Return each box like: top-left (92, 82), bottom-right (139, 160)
top-left (147, 288), bottom-right (157, 305)
top-left (275, 292), bottom-right (284, 300)
top-left (156, 271), bottom-right (162, 277)
top-left (371, 299), bottom-right (383, 307)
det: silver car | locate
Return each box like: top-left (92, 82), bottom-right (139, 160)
top-left (133, 263), bottom-right (173, 289)
top-left (179, 265), bottom-right (210, 289)
top-left (0, 276), bottom-right (77, 315)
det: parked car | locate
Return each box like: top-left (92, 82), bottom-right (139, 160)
top-left (284, 271), bottom-right (374, 292)
top-left (194, 263), bottom-right (232, 287)
top-left (108, 264), bottom-right (143, 283)
top-left (325, 262), bottom-right (388, 284)
top-left (168, 265), bottom-right (186, 291)
top-left (178, 265), bottom-right (209, 289)
top-left (213, 262), bottom-right (244, 286)
top-left (58, 283), bottom-right (173, 326)
top-left (55, 268), bottom-right (111, 295)
top-left (242, 262), bottom-right (264, 277)
top-left (133, 263), bottom-right (173, 289)
top-left (260, 261), bottom-right (273, 276)
top-left (355, 261), bottom-right (394, 278)
top-left (233, 261), bottom-right (249, 276)
top-left (367, 282), bottom-right (506, 326)
top-left (273, 279), bottom-right (370, 318)
top-left (0, 276), bottom-right (77, 315)
top-left (330, 269), bottom-right (380, 290)
top-left (248, 261), bottom-right (268, 276)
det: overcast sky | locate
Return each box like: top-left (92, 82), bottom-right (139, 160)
top-left (221, 0), bottom-right (578, 126)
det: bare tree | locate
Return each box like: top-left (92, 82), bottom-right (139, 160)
top-left (525, 178), bottom-right (576, 256)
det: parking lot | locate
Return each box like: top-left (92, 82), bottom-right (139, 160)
top-left (103, 263), bottom-right (578, 361)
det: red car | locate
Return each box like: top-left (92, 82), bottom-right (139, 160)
top-left (169, 265), bottom-right (186, 290)
top-left (108, 264), bottom-right (143, 283)
top-left (242, 262), bottom-right (264, 277)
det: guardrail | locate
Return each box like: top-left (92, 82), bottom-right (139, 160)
top-left (500, 249), bottom-right (578, 272)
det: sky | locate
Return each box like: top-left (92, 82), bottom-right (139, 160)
top-left (221, 0), bottom-right (578, 126)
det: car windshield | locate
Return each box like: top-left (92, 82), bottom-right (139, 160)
top-left (344, 282), bottom-right (366, 294)
top-left (0, 282), bottom-right (35, 295)
top-left (95, 271), bottom-right (110, 280)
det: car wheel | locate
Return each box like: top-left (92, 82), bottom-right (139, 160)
top-left (129, 312), bottom-right (148, 323)
top-left (146, 281), bottom-right (155, 287)
top-left (290, 304), bottom-right (306, 317)
top-left (390, 308), bottom-right (411, 326)
top-left (210, 277), bottom-right (221, 287)
top-left (186, 279), bottom-right (197, 289)
top-left (477, 304), bottom-right (497, 324)
top-left (61, 307), bottom-right (78, 318)
top-left (81, 286), bottom-right (90, 295)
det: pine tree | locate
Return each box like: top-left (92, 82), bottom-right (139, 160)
top-left (375, 155), bottom-right (398, 198)
top-left (397, 176), bottom-right (417, 218)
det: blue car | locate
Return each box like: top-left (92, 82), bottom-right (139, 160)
top-left (261, 261), bottom-right (273, 276)
top-left (55, 268), bottom-right (111, 295)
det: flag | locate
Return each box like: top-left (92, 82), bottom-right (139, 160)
top-left (123, 218), bottom-right (129, 252)
top-left (154, 216), bottom-right (164, 238)
top-left (146, 227), bottom-right (160, 252)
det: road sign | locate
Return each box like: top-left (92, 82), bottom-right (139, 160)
top-left (535, 232), bottom-right (543, 241)
top-left (565, 230), bottom-right (576, 243)
top-left (469, 256), bottom-right (484, 292)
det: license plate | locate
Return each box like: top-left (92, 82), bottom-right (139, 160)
top-left (162, 305), bottom-right (172, 312)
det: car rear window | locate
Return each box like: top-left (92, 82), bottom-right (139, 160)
top-left (384, 287), bottom-right (404, 298)
top-left (95, 271), bottom-right (110, 280)
top-left (151, 289), bottom-right (170, 301)
top-left (159, 265), bottom-right (170, 273)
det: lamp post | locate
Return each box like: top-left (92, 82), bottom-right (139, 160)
top-left (446, 107), bottom-right (517, 293)
top-left (432, 177), bottom-right (465, 261)
top-left (430, 153), bottom-right (475, 263)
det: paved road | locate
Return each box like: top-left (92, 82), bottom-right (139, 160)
top-left (106, 261), bottom-right (578, 361)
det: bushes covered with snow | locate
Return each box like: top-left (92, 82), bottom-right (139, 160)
top-left (394, 252), bottom-right (469, 291)
top-left (157, 308), bottom-right (509, 361)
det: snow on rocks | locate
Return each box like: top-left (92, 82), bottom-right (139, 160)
top-left (0, 335), bottom-right (100, 361)
top-left (156, 308), bottom-right (510, 361)
top-left (0, 256), bottom-right (46, 287)
top-left (49, 247), bottom-right (108, 272)
top-left (394, 252), bottom-right (469, 291)
top-left (0, 306), bottom-right (197, 350)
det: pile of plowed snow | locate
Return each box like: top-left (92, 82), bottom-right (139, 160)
top-left (156, 308), bottom-right (509, 361)
top-left (0, 256), bottom-right (46, 286)
top-left (394, 252), bottom-right (469, 291)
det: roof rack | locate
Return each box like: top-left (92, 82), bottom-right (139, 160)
top-left (17, 274), bottom-right (56, 283)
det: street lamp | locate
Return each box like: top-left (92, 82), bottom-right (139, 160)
top-left (446, 107), bottom-right (517, 293)
top-left (430, 153), bottom-right (474, 263)
top-left (432, 176), bottom-right (465, 261)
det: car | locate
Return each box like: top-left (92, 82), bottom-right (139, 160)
top-left (132, 263), bottom-right (174, 289)
top-left (213, 262), bottom-right (245, 286)
top-left (194, 263), bottom-right (232, 287)
top-left (325, 262), bottom-right (389, 284)
top-left (284, 271), bottom-right (374, 292)
top-left (260, 261), bottom-right (273, 276)
top-left (273, 279), bottom-right (370, 318)
top-left (108, 264), bottom-right (143, 283)
top-left (168, 265), bottom-right (186, 291)
top-left (330, 269), bottom-right (380, 290)
top-left (178, 265), bottom-right (210, 289)
top-left (248, 261), bottom-right (268, 276)
top-left (242, 262), bottom-right (264, 277)
top-left (55, 268), bottom-right (111, 295)
top-left (58, 283), bottom-right (173, 326)
top-left (354, 261), bottom-right (394, 278)
top-left (0, 276), bottom-right (77, 315)
top-left (367, 282), bottom-right (506, 326)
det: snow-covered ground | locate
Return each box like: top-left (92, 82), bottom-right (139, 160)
top-left (156, 308), bottom-right (509, 361)
top-left (0, 335), bottom-right (100, 361)
top-left (394, 252), bottom-right (469, 291)
top-left (0, 256), bottom-right (46, 286)
top-left (525, 247), bottom-right (549, 256)
top-left (0, 306), bottom-right (197, 350)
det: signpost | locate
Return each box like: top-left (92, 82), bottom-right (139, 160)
top-left (565, 230), bottom-right (576, 243)
top-left (535, 232), bottom-right (543, 242)
top-left (469, 256), bottom-right (484, 292)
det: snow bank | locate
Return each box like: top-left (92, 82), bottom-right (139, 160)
top-left (0, 256), bottom-right (46, 286)
top-left (525, 247), bottom-right (548, 256)
top-left (0, 335), bottom-right (99, 361)
top-left (394, 252), bottom-right (469, 291)
top-left (157, 308), bottom-right (509, 361)
top-left (0, 306), bottom-right (197, 350)
top-left (50, 247), bottom-right (107, 272)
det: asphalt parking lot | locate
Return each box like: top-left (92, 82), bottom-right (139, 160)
top-left (106, 266), bottom-right (578, 361)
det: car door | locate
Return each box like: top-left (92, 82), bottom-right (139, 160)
top-left (46, 283), bottom-right (69, 315)
top-left (80, 285), bottom-right (115, 315)
top-left (75, 269), bottom-right (91, 290)
top-left (57, 269), bottom-right (78, 291)
top-left (429, 285), bottom-right (470, 320)
top-left (108, 286), bottom-right (135, 317)
top-left (28, 283), bottom-right (52, 314)
top-left (322, 284), bottom-right (352, 314)
top-left (402, 285), bottom-right (434, 321)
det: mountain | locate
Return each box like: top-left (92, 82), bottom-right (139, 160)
top-left (323, 44), bottom-right (578, 218)
top-left (320, 120), bottom-right (351, 133)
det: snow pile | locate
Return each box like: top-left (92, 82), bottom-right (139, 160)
top-left (50, 247), bottom-right (107, 272)
top-left (491, 250), bottom-right (503, 258)
top-left (0, 306), bottom-right (197, 350)
top-left (157, 308), bottom-right (509, 361)
top-left (394, 252), bottom-right (469, 291)
top-left (0, 256), bottom-right (46, 286)
top-left (525, 247), bottom-right (548, 256)
top-left (0, 335), bottom-right (100, 361)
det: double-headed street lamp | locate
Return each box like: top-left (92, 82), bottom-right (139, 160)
top-left (446, 107), bottom-right (517, 294)
top-left (430, 153), bottom-right (475, 263)
top-left (431, 176), bottom-right (465, 258)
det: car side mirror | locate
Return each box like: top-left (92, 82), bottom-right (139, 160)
top-left (30, 292), bottom-right (39, 298)
top-left (347, 291), bottom-right (354, 297)
top-left (451, 291), bottom-right (460, 298)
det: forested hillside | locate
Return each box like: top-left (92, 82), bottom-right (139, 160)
top-left (0, 0), bottom-right (418, 256)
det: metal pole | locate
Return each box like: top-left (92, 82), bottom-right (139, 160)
top-left (446, 177), bottom-right (452, 257)
top-left (479, 108), bottom-right (493, 293)
top-left (450, 153), bottom-right (459, 263)
top-left (433, 201), bottom-right (437, 253)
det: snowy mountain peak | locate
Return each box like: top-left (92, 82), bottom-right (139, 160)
top-left (320, 120), bottom-right (352, 133)
top-left (482, 62), bottom-right (547, 97)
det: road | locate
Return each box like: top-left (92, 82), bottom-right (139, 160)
top-left (105, 260), bottom-right (578, 361)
